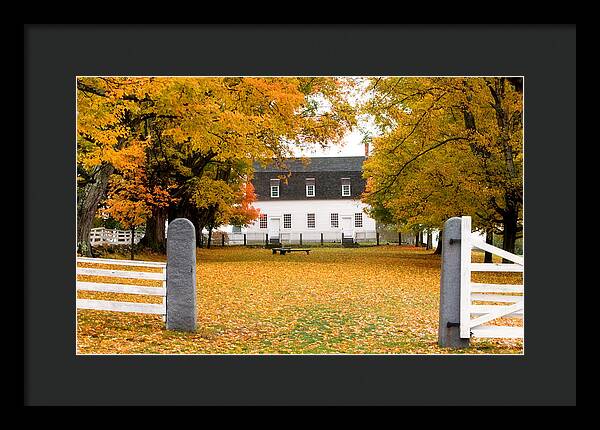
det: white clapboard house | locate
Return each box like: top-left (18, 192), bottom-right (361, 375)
top-left (229, 156), bottom-right (377, 245)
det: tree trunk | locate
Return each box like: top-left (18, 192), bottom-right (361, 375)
top-left (139, 207), bottom-right (167, 252)
top-left (484, 229), bottom-right (494, 263)
top-left (502, 203), bottom-right (519, 262)
top-left (207, 225), bottom-right (213, 249)
top-left (433, 230), bottom-right (443, 255)
top-left (195, 222), bottom-right (205, 248)
top-left (486, 78), bottom-right (521, 261)
top-left (130, 225), bottom-right (135, 260)
top-left (76, 163), bottom-right (114, 256)
top-left (426, 230), bottom-right (432, 250)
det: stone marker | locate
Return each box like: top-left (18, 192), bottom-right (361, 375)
top-left (438, 217), bottom-right (470, 348)
top-left (166, 218), bottom-right (197, 332)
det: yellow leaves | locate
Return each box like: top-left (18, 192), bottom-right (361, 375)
top-left (78, 76), bottom-right (355, 173)
top-left (103, 140), bottom-right (146, 171)
top-left (361, 77), bottom-right (523, 231)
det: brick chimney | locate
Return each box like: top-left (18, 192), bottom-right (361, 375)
top-left (364, 140), bottom-right (370, 157)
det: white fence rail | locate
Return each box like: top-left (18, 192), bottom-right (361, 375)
top-left (238, 230), bottom-right (378, 245)
top-left (91, 227), bottom-right (380, 247)
top-left (89, 228), bottom-right (145, 246)
top-left (459, 216), bottom-right (524, 339)
top-left (76, 257), bottom-right (167, 317)
top-left (354, 231), bottom-right (377, 241)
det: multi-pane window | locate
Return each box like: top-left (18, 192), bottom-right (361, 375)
top-left (283, 214), bottom-right (292, 229)
top-left (270, 185), bottom-right (279, 198)
top-left (307, 213), bottom-right (316, 229)
top-left (270, 178), bottom-right (280, 198)
top-left (341, 178), bottom-right (351, 196)
top-left (232, 225), bottom-right (242, 233)
top-left (330, 213), bottom-right (339, 228)
top-left (259, 214), bottom-right (268, 229)
top-left (306, 178), bottom-right (315, 197)
top-left (354, 213), bottom-right (363, 228)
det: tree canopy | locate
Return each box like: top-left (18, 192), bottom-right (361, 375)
top-left (77, 77), bottom-right (356, 254)
top-left (360, 77), bottom-right (523, 252)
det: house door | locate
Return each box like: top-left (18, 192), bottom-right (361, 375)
top-left (269, 218), bottom-right (281, 239)
top-left (341, 216), bottom-right (353, 238)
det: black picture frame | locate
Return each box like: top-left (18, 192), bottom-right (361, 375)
top-left (24, 24), bottom-right (576, 406)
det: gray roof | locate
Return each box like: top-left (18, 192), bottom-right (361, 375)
top-left (253, 156), bottom-right (366, 173)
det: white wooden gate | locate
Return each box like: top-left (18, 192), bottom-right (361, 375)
top-left (76, 257), bottom-right (167, 318)
top-left (459, 216), bottom-right (524, 339)
top-left (89, 228), bottom-right (145, 246)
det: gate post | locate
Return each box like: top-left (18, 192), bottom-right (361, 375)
top-left (438, 217), bottom-right (470, 348)
top-left (166, 218), bottom-right (197, 332)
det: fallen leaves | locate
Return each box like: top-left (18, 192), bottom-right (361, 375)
top-left (77, 246), bottom-right (523, 354)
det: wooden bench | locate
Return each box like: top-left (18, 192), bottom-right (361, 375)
top-left (272, 247), bottom-right (311, 255)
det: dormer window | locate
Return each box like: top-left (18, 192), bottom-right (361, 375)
top-left (270, 178), bottom-right (280, 198)
top-left (341, 178), bottom-right (351, 196)
top-left (306, 178), bottom-right (315, 197)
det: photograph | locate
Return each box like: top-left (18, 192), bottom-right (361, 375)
top-left (75, 75), bottom-right (524, 355)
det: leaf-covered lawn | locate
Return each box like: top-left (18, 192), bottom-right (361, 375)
top-left (77, 246), bottom-right (523, 354)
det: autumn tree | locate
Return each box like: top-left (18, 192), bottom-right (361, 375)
top-left (361, 77), bottom-right (523, 254)
top-left (77, 77), bottom-right (171, 256)
top-left (100, 136), bottom-right (174, 259)
top-left (138, 77), bottom-right (353, 249)
top-left (78, 77), bottom-right (355, 253)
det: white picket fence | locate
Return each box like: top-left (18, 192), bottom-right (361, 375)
top-left (89, 228), bottom-right (145, 246)
top-left (76, 257), bottom-right (167, 318)
top-left (459, 216), bottom-right (524, 339)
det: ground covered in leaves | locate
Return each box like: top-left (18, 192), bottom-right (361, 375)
top-left (77, 245), bottom-right (523, 354)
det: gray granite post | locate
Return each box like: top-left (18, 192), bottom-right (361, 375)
top-left (438, 217), bottom-right (470, 348)
top-left (166, 218), bottom-right (197, 332)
